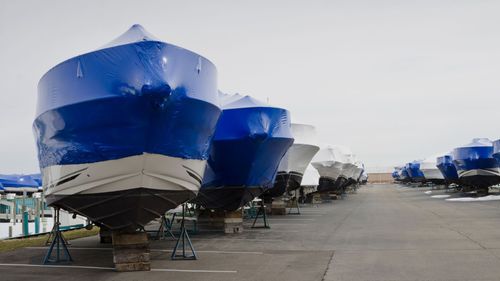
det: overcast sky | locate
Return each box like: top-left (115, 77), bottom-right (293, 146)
top-left (1, 0), bottom-right (499, 174)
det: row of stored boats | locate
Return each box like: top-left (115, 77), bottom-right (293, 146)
top-left (393, 138), bottom-right (500, 194)
top-left (22, 25), bottom-right (367, 232)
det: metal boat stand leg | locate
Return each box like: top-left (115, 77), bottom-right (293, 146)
top-left (155, 214), bottom-right (176, 240)
top-left (251, 200), bottom-right (270, 229)
top-left (43, 208), bottom-right (73, 264)
top-left (171, 204), bottom-right (197, 260)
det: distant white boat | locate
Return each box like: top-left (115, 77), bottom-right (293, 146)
top-left (267, 124), bottom-right (319, 197)
top-left (311, 145), bottom-right (347, 194)
top-left (419, 154), bottom-right (445, 184)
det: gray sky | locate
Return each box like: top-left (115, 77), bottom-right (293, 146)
top-left (1, 0), bottom-right (499, 174)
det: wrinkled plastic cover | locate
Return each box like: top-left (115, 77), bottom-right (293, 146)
top-left (36, 24), bottom-right (218, 116)
top-left (452, 138), bottom-right (494, 161)
top-left (221, 95), bottom-right (270, 110)
top-left (420, 153), bottom-right (445, 169)
top-left (436, 154), bottom-right (453, 165)
top-left (203, 94), bottom-right (293, 188)
top-left (290, 123), bottom-right (318, 146)
top-left (211, 94), bottom-right (292, 141)
top-left (459, 138), bottom-right (493, 148)
top-left (337, 145), bottom-right (355, 164)
top-left (312, 145), bottom-right (347, 164)
top-left (277, 122), bottom-right (319, 174)
top-left (493, 139), bottom-right (500, 155)
top-left (99, 24), bottom-right (161, 49)
top-left (218, 92), bottom-right (243, 107)
top-left (33, 25), bottom-right (221, 168)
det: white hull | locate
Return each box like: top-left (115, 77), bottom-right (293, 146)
top-left (458, 167), bottom-right (500, 178)
top-left (301, 164), bottom-right (320, 186)
top-left (421, 168), bottom-right (444, 180)
top-left (278, 144), bottom-right (320, 175)
top-left (311, 161), bottom-right (344, 181)
top-left (352, 167), bottom-right (363, 181)
top-left (43, 153), bottom-right (205, 197)
top-left (341, 163), bottom-right (356, 179)
top-left (420, 154), bottom-right (445, 180)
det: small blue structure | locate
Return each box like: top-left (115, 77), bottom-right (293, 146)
top-left (0, 174), bottom-right (41, 193)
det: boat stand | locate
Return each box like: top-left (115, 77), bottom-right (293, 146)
top-left (251, 199), bottom-right (270, 229)
top-left (43, 208), bottom-right (73, 264)
top-left (171, 204), bottom-right (197, 260)
top-left (156, 214), bottom-right (176, 240)
top-left (287, 196), bottom-right (301, 215)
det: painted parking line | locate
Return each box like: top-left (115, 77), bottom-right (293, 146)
top-left (27, 247), bottom-right (263, 255)
top-left (0, 263), bottom-right (237, 273)
top-left (0, 263), bottom-right (112, 271)
top-left (267, 218), bottom-right (315, 221)
top-left (151, 268), bottom-right (237, 273)
top-left (191, 238), bottom-right (282, 242)
top-left (265, 223), bottom-right (308, 226)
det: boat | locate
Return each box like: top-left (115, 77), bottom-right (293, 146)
top-left (338, 146), bottom-right (357, 190)
top-left (0, 174), bottom-right (41, 193)
top-left (311, 145), bottom-right (348, 194)
top-left (297, 164), bottom-right (320, 202)
top-left (392, 168), bottom-right (400, 182)
top-left (359, 171), bottom-right (368, 184)
top-left (399, 166), bottom-right (411, 183)
top-left (419, 155), bottom-right (445, 184)
top-left (493, 139), bottom-right (500, 165)
top-left (266, 123), bottom-right (319, 197)
top-left (452, 138), bottom-right (500, 193)
top-left (352, 162), bottom-right (364, 183)
top-left (436, 154), bottom-right (460, 185)
top-left (196, 94), bottom-right (294, 211)
top-left (32, 24), bottom-right (221, 231)
top-left (406, 161), bottom-right (425, 183)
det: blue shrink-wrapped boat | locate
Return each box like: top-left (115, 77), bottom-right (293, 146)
top-left (400, 166), bottom-right (411, 182)
top-left (392, 168), bottom-right (400, 181)
top-left (452, 138), bottom-right (500, 193)
top-left (493, 139), bottom-right (500, 164)
top-left (436, 154), bottom-right (460, 185)
top-left (32, 25), bottom-right (221, 230)
top-left (196, 94), bottom-right (294, 211)
top-left (406, 161), bottom-right (425, 183)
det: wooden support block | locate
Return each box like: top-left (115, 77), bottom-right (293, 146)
top-left (112, 231), bottom-right (150, 272)
top-left (224, 210), bottom-right (243, 234)
top-left (113, 249), bottom-right (150, 264)
top-left (114, 262), bottom-right (151, 272)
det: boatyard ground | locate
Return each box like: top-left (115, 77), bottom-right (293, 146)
top-left (2, 184), bottom-right (500, 281)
